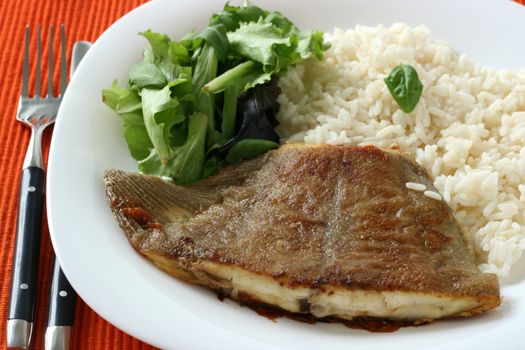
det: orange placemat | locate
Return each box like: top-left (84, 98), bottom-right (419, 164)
top-left (1, 1), bottom-right (524, 350)
top-left (0, 1), bottom-right (155, 349)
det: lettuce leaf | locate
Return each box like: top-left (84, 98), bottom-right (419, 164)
top-left (137, 149), bottom-right (172, 179)
top-left (228, 21), bottom-right (297, 71)
top-left (138, 113), bottom-right (208, 183)
top-left (103, 3), bottom-right (329, 184)
top-left (197, 24), bottom-right (230, 62)
top-left (170, 113), bottom-right (208, 183)
top-left (210, 3), bottom-right (267, 31)
top-left (129, 62), bottom-right (167, 88)
top-left (225, 139), bottom-right (278, 164)
top-left (102, 81), bottom-right (152, 160)
top-left (205, 21), bottom-right (326, 94)
top-left (141, 87), bottom-right (183, 164)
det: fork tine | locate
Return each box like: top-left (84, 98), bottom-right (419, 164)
top-left (21, 26), bottom-right (30, 97)
top-left (59, 24), bottom-right (67, 95)
top-left (47, 25), bottom-right (54, 97)
top-left (35, 26), bottom-right (42, 97)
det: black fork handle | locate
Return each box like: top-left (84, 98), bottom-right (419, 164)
top-left (8, 166), bottom-right (45, 322)
top-left (46, 258), bottom-right (76, 327)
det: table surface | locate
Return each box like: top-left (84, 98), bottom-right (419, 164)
top-left (0, 1), bottom-right (155, 349)
top-left (1, 0), bottom-right (524, 349)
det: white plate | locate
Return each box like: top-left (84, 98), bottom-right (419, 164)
top-left (47, 0), bottom-right (525, 349)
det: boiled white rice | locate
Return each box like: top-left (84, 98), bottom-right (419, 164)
top-left (277, 24), bottom-right (525, 276)
top-left (406, 182), bottom-right (426, 191)
top-left (424, 190), bottom-right (443, 201)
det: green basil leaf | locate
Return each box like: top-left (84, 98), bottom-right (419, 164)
top-left (384, 64), bottom-right (423, 113)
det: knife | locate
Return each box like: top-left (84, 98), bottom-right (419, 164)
top-left (44, 41), bottom-right (91, 350)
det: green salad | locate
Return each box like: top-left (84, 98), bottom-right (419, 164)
top-left (102, 3), bottom-right (329, 184)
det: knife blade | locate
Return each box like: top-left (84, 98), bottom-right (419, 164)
top-left (44, 40), bottom-right (91, 350)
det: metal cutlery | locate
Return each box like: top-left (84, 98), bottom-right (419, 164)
top-left (7, 24), bottom-right (67, 350)
top-left (44, 40), bottom-right (92, 350)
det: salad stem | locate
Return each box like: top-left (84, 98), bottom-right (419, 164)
top-left (203, 61), bottom-right (256, 94)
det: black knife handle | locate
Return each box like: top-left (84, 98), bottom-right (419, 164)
top-left (46, 258), bottom-right (76, 327)
top-left (8, 166), bottom-right (45, 321)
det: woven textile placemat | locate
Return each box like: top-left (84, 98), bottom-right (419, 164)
top-left (0, 2), bottom-right (156, 349)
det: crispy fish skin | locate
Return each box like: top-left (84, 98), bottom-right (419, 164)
top-left (104, 144), bottom-right (500, 326)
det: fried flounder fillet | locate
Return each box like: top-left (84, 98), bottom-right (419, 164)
top-left (104, 144), bottom-right (500, 327)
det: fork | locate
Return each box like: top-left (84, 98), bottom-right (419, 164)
top-left (7, 24), bottom-right (66, 350)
